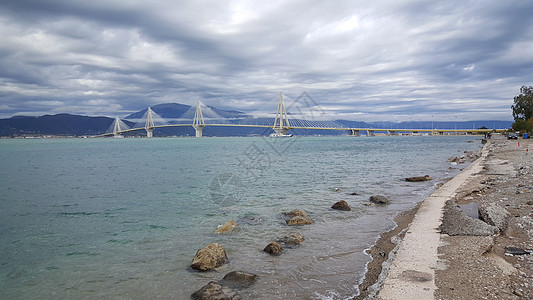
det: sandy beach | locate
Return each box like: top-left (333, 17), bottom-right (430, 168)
top-left (356, 134), bottom-right (532, 299)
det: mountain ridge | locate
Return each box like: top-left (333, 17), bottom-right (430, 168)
top-left (0, 102), bottom-right (514, 137)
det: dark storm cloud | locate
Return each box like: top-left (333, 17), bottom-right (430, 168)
top-left (0, 0), bottom-right (532, 121)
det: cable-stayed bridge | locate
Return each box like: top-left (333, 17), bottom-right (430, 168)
top-left (102, 93), bottom-right (506, 138)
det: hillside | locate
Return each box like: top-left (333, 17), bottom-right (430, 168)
top-left (0, 114), bottom-right (117, 136)
top-left (0, 102), bottom-right (514, 137)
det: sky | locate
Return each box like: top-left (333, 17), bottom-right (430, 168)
top-left (1, 0), bottom-right (532, 122)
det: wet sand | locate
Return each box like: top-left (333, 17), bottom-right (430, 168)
top-left (353, 203), bottom-right (421, 299)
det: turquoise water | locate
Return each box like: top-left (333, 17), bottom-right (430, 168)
top-left (0, 136), bottom-right (481, 299)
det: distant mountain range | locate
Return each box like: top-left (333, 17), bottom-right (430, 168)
top-left (0, 102), bottom-right (514, 137)
top-left (0, 113), bottom-right (115, 136)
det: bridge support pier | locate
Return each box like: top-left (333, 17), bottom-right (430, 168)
top-left (350, 129), bottom-right (360, 136)
top-left (273, 128), bottom-right (289, 135)
top-left (193, 100), bottom-right (205, 138)
top-left (367, 130), bottom-right (374, 136)
top-left (146, 127), bottom-right (154, 138)
top-left (193, 125), bottom-right (205, 137)
top-left (272, 92), bottom-right (290, 136)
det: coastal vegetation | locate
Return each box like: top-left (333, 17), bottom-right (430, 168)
top-left (511, 85), bottom-right (533, 133)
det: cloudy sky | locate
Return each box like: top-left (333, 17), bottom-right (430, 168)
top-left (1, 0), bottom-right (532, 121)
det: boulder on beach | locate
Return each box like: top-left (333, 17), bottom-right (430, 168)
top-left (263, 242), bottom-right (283, 255)
top-left (331, 200), bottom-right (351, 211)
top-left (478, 203), bottom-right (511, 233)
top-left (191, 243), bottom-right (228, 271)
top-left (283, 209), bottom-right (307, 217)
top-left (221, 271), bottom-right (257, 288)
top-left (286, 216), bottom-right (313, 225)
top-left (277, 233), bottom-right (305, 247)
top-left (191, 281), bottom-right (241, 300)
top-left (215, 220), bottom-right (239, 234)
top-left (369, 195), bottom-right (390, 205)
top-left (440, 201), bottom-right (498, 236)
top-left (405, 175), bottom-right (433, 182)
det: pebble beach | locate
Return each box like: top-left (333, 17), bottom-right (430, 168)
top-left (357, 134), bottom-right (532, 299)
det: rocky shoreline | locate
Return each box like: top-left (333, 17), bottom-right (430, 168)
top-left (357, 134), bottom-right (532, 299)
top-left (435, 135), bottom-right (532, 299)
top-left (187, 136), bottom-right (526, 299)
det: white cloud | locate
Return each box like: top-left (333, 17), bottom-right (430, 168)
top-left (0, 0), bottom-right (530, 121)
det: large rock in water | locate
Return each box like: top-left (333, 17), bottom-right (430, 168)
top-left (369, 195), bottom-right (390, 205)
top-left (263, 242), bottom-right (283, 255)
top-left (286, 216), bottom-right (313, 225)
top-left (478, 203), bottom-right (511, 233)
top-left (331, 200), bottom-right (351, 211)
top-left (283, 209), bottom-right (307, 217)
top-left (215, 220), bottom-right (239, 234)
top-left (405, 175), bottom-right (432, 182)
top-left (191, 281), bottom-right (241, 300)
top-left (191, 243), bottom-right (228, 271)
top-left (221, 271), bottom-right (257, 288)
top-left (277, 233), bottom-right (305, 247)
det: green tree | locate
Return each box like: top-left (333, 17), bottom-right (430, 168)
top-left (512, 118), bottom-right (533, 132)
top-left (512, 85), bottom-right (533, 121)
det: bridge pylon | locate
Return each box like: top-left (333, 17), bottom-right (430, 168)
top-left (145, 107), bottom-right (156, 137)
top-left (106, 116), bottom-right (131, 137)
top-left (113, 117), bottom-right (122, 137)
top-left (272, 92), bottom-right (290, 135)
top-left (193, 101), bottom-right (205, 137)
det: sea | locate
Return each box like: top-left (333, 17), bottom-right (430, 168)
top-left (0, 135), bottom-right (482, 299)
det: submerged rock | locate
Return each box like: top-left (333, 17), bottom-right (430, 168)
top-left (191, 281), bottom-right (241, 300)
top-left (263, 242), bottom-right (283, 255)
top-left (369, 195), bottom-right (390, 205)
top-left (215, 220), bottom-right (239, 234)
top-left (448, 156), bottom-right (462, 163)
top-left (331, 200), bottom-right (351, 211)
top-left (277, 233), bottom-right (305, 247)
top-left (405, 175), bottom-right (433, 182)
top-left (286, 216), bottom-right (313, 225)
top-left (191, 243), bottom-right (228, 271)
top-left (221, 271), bottom-right (257, 288)
top-left (283, 209), bottom-right (307, 217)
top-left (237, 216), bottom-right (267, 225)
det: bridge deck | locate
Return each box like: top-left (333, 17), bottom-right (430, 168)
top-left (100, 123), bottom-right (506, 137)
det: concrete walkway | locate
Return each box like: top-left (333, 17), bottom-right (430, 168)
top-left (377, 144), bottom-right (489, 299)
